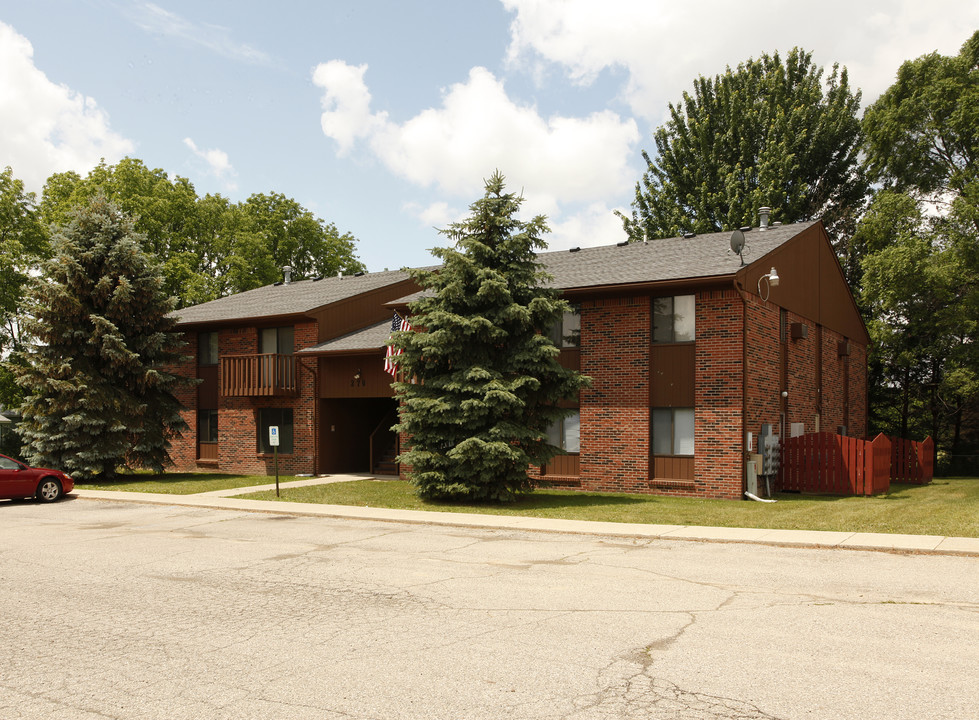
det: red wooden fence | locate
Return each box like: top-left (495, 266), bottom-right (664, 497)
top-left (890, 436), bottom-right (934, 484)
top-left (778, 433), bottom-right (933, 496)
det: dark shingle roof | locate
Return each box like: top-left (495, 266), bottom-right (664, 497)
top-left (298, 320), bottom-right (391, 354)
top-left (174, 269), bottom-right (411, 325)
top-left (539, 222), bottom-right (811, 290)
top-left (175, 223), bottom-right (813, 326)
top-left (386, 222), bottom-right (813, 306)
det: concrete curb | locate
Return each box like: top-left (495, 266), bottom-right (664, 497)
top-left (69, 488), bottom-right (979, 558)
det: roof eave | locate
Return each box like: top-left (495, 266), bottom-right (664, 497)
top-left (175, 311), bottom-right (316, 330)
top-left (298, 347), bottom-right (386, 357)
top-left (559, 274), bottom-right (734, 298)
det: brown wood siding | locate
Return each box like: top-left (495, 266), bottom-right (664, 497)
top-left (320, 354), bottom-right (395, 398)
top-left (557, 347), bottom-right (580, 371)
top-left (197, 442), bottom-right (218, 461)
top-left (197, 365), bottom-right (218, 409)
top-left (737, 224), bottom-right (869, 344)
top-left (650, 344), bottom-right (695, 406)
top-left (545, 453), bottom-right (580, 477)
top-left (652, 455), bottom-right (694, 480)
top-left (308, 278), bottom-right (420, 343)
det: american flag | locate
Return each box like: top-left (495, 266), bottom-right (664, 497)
top-left (384, 311), bottom-right (411, 376)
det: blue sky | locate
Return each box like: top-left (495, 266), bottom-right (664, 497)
top-left (2, 1), bottom-right (978, 272)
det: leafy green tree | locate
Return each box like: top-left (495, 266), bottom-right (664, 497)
top-left (859, 192), bottom-right (978, 458)
top-left (622, 47), bottom-right (867, 272)
top-left (12, 196), bottom-right (189, 478)
top-left (863, 30), bottom-right (979, 205)
top-left (242, 192), bottom-right (364, 282)
top-left (0, 167), bottom-right (48, 351)
top-left (39, 159), bottom-right (366, 308)
top-left (858, 32), bottom-right (979, 470)
top-left (393, 172), bottom-right (588, 502)
top-left (0, 167), bottom-right (48, 412)
top-left (40, 159), bottom-right (210, 304)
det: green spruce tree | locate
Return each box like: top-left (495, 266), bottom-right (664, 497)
top-left (12, 196), bottom-right (189, 478)
top-left (393, 172), bottom-right (588, 502)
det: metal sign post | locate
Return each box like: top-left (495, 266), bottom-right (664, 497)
top-left (269, 426), bottom-right (280, 497)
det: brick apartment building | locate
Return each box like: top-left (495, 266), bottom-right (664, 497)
top-left (170, 218), bottom-right (867, 500)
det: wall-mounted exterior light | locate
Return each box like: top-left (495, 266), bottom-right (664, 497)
top-left (757, 267), bottom-right (779, 301)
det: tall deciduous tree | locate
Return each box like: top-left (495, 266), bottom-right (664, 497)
top-left (862, 30), bottom-right (979, 206)
top-left (242, 192), bottom-right (364, 282)
top-left (622, 48), bottom-right (867, 274)
top-left (12, 196), bottom-right (189, 478)
top-left (393, 172), bottom-right (588, 502)
top-left (0, 167), bottom-right (48, 410)
top-left (860, 198), bottom-right (977, 454)
top-left (39, 158), bottom-right (366, 308)
top-left (858, 31), bottom-right (979, 471)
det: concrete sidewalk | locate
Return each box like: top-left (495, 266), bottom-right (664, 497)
top-left (70, 479), bottom-right (979, 557)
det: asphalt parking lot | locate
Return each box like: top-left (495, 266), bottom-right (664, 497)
top-left (2, 496), bottom-right (977, 719)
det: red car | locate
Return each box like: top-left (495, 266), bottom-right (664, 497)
top-left (0, 453), bottom-right (74, 502)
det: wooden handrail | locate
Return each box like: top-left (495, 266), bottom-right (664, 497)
top-left (368, 408), bottom-right (399, 474)
top-left (220, 354), bottom-right (298, 396)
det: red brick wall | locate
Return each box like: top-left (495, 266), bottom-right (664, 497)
top-left (849, 341), bottom-right (868, 438)
top-left (744, 294), bottom-right (781, 448)
top-left (741, 301), bottom-right (868, 443)
top-left (577, 296), bottom-right (651, 493)
top-left (169, 331), bottom-right (199, 469)
top-left (169, 321), bottom-right (320, 476)
top-left (784, 312), bottom-right (819, 434)
top-left (820, 327), bottom-right (846, 433)
top-left (693, 290), bottom-right (745, 499)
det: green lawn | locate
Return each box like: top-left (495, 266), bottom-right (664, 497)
top-left (76, 473), bottom-right (301, 495)
top-left (243, 477), bottom-right (979, 538)
top-left (76, 473), bottom-right (979, 538)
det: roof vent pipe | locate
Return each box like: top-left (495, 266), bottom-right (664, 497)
top-left (282, 265), bottom-right (293, 284)
top-left (759, 207), bottom-right (771, 231)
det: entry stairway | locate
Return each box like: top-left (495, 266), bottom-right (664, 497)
top-left (370, 409), bottom-right (400, 476)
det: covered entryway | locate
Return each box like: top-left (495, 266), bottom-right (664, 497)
top-left (319, 397), bottom-right (398, 474)
top-left (300, 320), bottom-right (403, 476)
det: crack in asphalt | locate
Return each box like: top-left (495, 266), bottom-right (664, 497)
top-left (564, 651), bottom-right (785, 720)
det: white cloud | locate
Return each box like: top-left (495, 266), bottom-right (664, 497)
top-left (502, 0), bottom-right (979, 119)
top-left (183, 137), bottom-right (237, 191)
top-left (313, 61), bottom-right (640, 214)
top-left (312, 61), bottom-right (385, 155)
top-left (403, 201), bottom-right (462, 231)
top-left (547, 202), bottom-right (630, 251)
top-left (124, 2), bottom-right (273, 65)
top-left (0, 21), bottom-right (134, 192)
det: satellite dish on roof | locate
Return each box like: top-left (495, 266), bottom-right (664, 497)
top-left (730, 229), bottom-right (746, 265)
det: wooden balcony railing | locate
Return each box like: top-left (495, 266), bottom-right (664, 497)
top-left (220, 354), bottom-right (298, 397)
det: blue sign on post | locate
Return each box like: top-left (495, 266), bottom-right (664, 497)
top-left (269, 426), bottom-right (280, 496)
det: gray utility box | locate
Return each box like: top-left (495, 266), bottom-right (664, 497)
top-left (759, 424), bottom-right (780, 476)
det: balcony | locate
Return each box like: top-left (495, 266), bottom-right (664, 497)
top-left (220, 354), bottom-right (298, 397)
